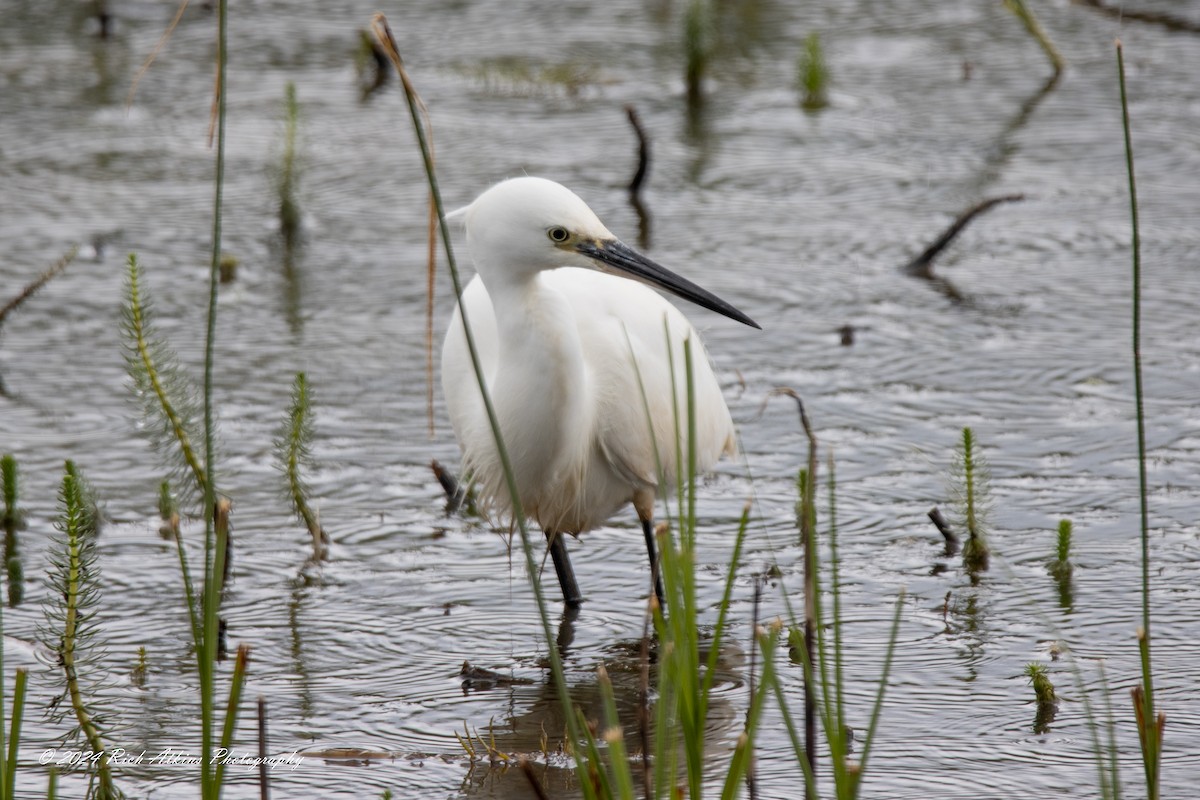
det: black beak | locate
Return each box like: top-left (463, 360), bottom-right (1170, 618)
top-left (577, 239), bottom-right (761, 330)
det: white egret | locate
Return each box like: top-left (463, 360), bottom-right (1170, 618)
top-left (442, 177), bottom-right (758, 608)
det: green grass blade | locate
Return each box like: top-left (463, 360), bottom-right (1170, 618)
top-left (720, 627), bottom-right (777, 800)
top-left (4, 669), bottom-right (24, 800)
top-left (701, 503), bottom-right (752, 699)
top-left (214, 645), bottom-right (250, 789)
top-left (598, 665), bottom-right (636, 800)
top-left (1117, 39), bottom-right (1160, 799)
top-left (767, 660), bottom-right (818, 798)
top-left (369, 14), bottom-right (590, 778)
top-left (200, 2), bottom-right (230, 794)
top-left (855, 590), bottom-right (905, 790)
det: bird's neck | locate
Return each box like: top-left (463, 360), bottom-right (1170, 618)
top-left (484, 272), bottom-right (592, 490)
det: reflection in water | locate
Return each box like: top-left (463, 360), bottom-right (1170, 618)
top-left (356, 29), bottom-right (391, 101)
top-left (1031, 696), bottom-right (1057, 735)
top-left (970, 72), bottom-right (1060, 195)
top-left (280, 230), bottom-right (306, 337)
top-left (904, 69), bottom-right (1059, 306)
top-left (457, 631), bottom-right (744, 798)
top-left (1049, 562), bottom-right (1073, 615)
top-left (945, 589), bottom-right (986, 681)
top-left (902, 195), bottom-right (1025, 307)
top-left (4, 524), bottom-right (22, 607)
top-left (624, 105), bottom-right (654, 250)
top-left (0, 455), bottom-right (23, 606)
top-left (555, 604), bottom-right (580, 657)
top-left (288, 573), bottom-right (319, 721)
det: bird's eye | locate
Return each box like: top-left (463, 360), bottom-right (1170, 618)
top-left (548, 227), bottom-right (570, 244)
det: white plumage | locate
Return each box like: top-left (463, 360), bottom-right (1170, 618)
top-left (441, 177), bottom-right (758, 606)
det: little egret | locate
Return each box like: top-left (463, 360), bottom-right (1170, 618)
top-left (442, 177), bottom-right (758, 608)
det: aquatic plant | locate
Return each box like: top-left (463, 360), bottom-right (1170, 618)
top-left (122, 254), bottom-right (208, 499)
top-left (1025, 663), bottom-right (1056, 706)
top-left (952, 427), bottom-right (990, 574)
top-left (1003, 0), bottom-right (1064, 78)
top-left (0, 567), bottom-right (28, 800)
top-left (797, 32), bottom-right (830, 111)
top-left (782, 437), bottom-right (902, 800)
top-left (1053, 519), bottom-right (1072, 566)
top-left (647, 341), bottom-right (758, 799)
top-left (1024, 662), bottom-right (1057, 733)
top-left (1117, 39), bottom-right (1163, 799)
top-left (277, 372), bottom-right (328, 561)
top-left (40, 462), bottom-right (121, 799)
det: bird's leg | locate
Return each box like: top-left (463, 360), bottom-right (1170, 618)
top-left (634, 489), bottom-right (665, 609)
top-left (545, 530), bottom-right (583, 608)
top-left (641, 517), bottom-right (666, 609)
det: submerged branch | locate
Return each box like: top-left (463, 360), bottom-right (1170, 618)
top-left (1076, 0), bottom-right (1200, 34)
top-left (903, 195), bottom-right (1025, 278)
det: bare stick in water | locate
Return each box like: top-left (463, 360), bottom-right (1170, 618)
top-left (1077, 0), bottom-right (1200, 34)
top-left (903, 194), bottom-right (1025, 278)
top-left (928, 506), bottom-right (960, 554)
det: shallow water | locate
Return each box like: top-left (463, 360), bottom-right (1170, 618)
top-left (2, 0), bottom-right (1199, 797)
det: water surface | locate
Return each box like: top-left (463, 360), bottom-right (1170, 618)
top-left (2, 1), bottom-right (1198, 797)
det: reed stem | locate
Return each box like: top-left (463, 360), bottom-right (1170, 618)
top-left (200, 1), bottom-right (230, 794)
top-left (1118, 39), bottom-right (1161, 798)
top-left (369, 11), bottom-right (588, 771)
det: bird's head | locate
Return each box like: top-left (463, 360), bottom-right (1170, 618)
top-left (452, 176), bottom-right (759, 329)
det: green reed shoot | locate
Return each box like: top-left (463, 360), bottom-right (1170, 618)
top-left (777, 386), bottom-right (818, 787)
top-left (1025, 662), bottom-right (1057, 734)
top-left (0, 568), bottom-right (28, 800)
top-left (1054, 519), bottom-right (1072, 565)
top-left (213, 644), bottom-right (251, 789)
top-left (1049, 518), bottom-right (1074, 611)
top-left (277, 372), bottom-right (328, 560)
top-left (590, 665), bottom-right (633, 800)
top-left (122, 254), bottom-right (208, 498)
top-left (2, 670), bottom-right (25, 800)
top-left (42, 462), bottom-right (120, 799)
top-left (648, 339), bottom-right (756, 800)
top-left (1003, 0), bottom-right (1064, 78)
top-left (1025, 663), bottom-right (1056, 706)
top-left (1118, 40), bottom-right (1163, 798)
top-left (0, 456), bottom-right (19, 530)
top-left (123, 0), bottom-right (245, 792)
top-left (953, 427), bottom-right (990, 574)
top-left (775, 403), bottom-right (901, 800)
top-left (797, 32), bottom-right (830, 111)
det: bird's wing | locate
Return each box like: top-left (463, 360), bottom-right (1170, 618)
top-left (545, 268), bottom-right (737, 494)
